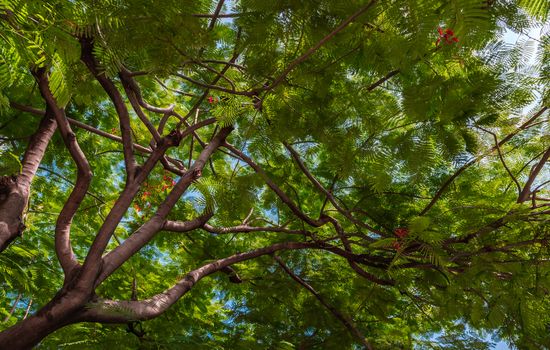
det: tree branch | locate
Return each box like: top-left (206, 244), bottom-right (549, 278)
top-left (284, 142), bottom-right (381, 234)
top-left (79, 241), bottom-right (317, 323)
top-left (10, 101), bottom-right (186, 175)
top-left (80, 37), bottom-right (137, 181)
top-left (274, 255), bottom-right (373, 350)
top-left (119, 71), bottom-right (162, 143)
top-left (77, 125), bottom-right (192, 290)
top-left (476, 126), bottom-right (522, 196)
top-left (518, 146), bottom-right (550, 203)
top-left (97, 127), bottom-right (232, 285)
top-left (34, 68), bottom-right (90, 278)
top-left (0, 107), bottom-right (56, 252)
top-left (420, 106), bottom-right (548, 215)
top-left (202, 223), bottom-right (310, 236)
top-left (207, 0), bottom-right (225, 31)
top-left (263, 0), bottom-right (377, 92)
top-left (223, 142), bottom-right (330, 227)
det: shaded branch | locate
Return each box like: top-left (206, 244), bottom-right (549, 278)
top-left (284, 142), bottom-right (381, 234)
top-left (274, 255), bottom-right (373, 350)
top-left (264, 0), bottom-right (377, 92)
top-left (518, 146), bottom-right (550, 203)
top-left (80, 37), bottom-right (137, 180)
top-left (420, 106), bottom-right (548, 215)
top-left (223, 142), bottom-right (330, 227)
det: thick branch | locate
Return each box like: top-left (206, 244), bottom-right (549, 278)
top-left (77, 127), bottom-right (189, 290)
top-left (163, 213), bottom-right (213, 232)
top-left (97, 127), bottom-right (232, 284)
top-left (79, 241), bottom-right (317, 322)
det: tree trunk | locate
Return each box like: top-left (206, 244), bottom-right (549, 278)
top-left (0, 175), bottom-right (27, 252)
top-left (0, 313), bottom-right (68, 349)
top-left (0, 288), bottom-right (87, 349)
top-left (0, 114), bottom-right (56, 252)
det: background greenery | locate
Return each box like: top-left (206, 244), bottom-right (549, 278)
top-left (1, 0), bottom-right (549, 348)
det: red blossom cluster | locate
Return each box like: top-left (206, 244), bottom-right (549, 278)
top-left (436, 27), bottom-right (459, 46)
top-left (133, 171), bottom-right (177, 214)
top-left (208, 96), bottom-right (219, 104)
top-left (392, 227), bottom-right (409, 250)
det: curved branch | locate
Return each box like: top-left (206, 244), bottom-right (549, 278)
top-left (80, 37), bottom-right (137, 180)
top-left (119, 71), bottom-right (162, 143)
top-left (0, 107), bottom-right (56, 252)
top-left (80, 241), bottom-right (317, 323)
top-left (34, 69), bottom-right (90, 278)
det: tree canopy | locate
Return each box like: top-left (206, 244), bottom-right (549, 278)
top-left (0, 0), bottom-right (549, 348)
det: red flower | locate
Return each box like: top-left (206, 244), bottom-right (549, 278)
top-left (208, 96), bottom-right (214, 104)
top-left (394, 227), bottom-right (409, 238)
top-left (392, 241), bottom-right (401, 250)
top-left (436, 27), bottom-right (458, 46)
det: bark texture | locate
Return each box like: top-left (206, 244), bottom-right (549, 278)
top-left (0, 114), bottom-right (57, 252)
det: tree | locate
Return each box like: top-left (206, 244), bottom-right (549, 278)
top-left (0, 0), bottom-right (549, 348)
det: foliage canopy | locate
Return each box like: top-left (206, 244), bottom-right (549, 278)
top-left (0, 0), bottom-right (549, 349)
